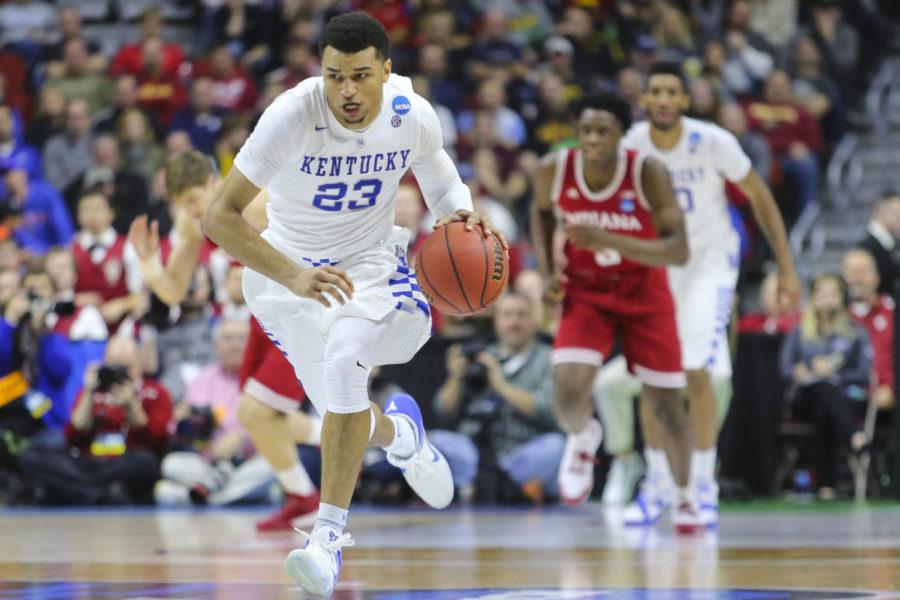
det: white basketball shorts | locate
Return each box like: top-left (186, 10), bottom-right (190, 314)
top-left (242, 226), bottom-right (433, 416)
top-left (667, 242), bottom-right (739, 374)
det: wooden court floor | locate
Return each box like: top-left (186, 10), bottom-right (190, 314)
top-left (1, 504), bottom-right (900, 599)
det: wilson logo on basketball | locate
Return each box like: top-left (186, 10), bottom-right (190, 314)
top-left (490, 238), bottom-right (504, 281)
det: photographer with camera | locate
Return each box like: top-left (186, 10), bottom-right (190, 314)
top-left (0, 268), bottom-right (77, 447)
top-left (432, 291), bottom-right (563, 504)
top-left (18, 336), bottom-right (172, 504)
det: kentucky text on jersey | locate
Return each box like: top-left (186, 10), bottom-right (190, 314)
top-left (564, 211), bottom-right (643, 231)
top-left (669, 166), bottom-right (707, 186)
top-left (298, 150), bottom-right (412, 177)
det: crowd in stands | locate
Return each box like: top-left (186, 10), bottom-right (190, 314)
top-left (0, 0), bottom-right (896, 507)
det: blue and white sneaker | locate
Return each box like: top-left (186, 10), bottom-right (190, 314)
top-left (695, 480), bottom-right (719, 529)
top-left (284, 528), bottom-right (354, 597)
top-left (623, 479), bottom-right (672, 526)
top-left (384, 393), bottom-right (454, 509)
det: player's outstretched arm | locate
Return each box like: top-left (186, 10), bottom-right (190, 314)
top-left (128, 212), bottom-right (204, 306)
top-left (736, 169), bottom-right (802, 312)
top-left (529, 156), bottom-right (564, 303)
top-left (205, 167), bottom-right (354, 308)
top-left (564, 158), bottom-right (689, 266)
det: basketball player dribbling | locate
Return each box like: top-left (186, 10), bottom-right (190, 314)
top-left (531, 93), bottom-right (702, 533)
top-left (204, 13), bottom-right (506, 596)
top-left (621, 62), bottom-right (801, 528)
top-left (128, 152), bottom-right (323, 531)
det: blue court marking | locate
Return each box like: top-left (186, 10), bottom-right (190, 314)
top-left (0, 584), bottom-right (893, 600)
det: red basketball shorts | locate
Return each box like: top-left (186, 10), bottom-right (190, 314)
top-left (240, 318), bottom-right (306, 413)
top-left (552, 267), bottom-right (685, 389)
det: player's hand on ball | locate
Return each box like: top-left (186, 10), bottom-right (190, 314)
top-left (289, 266), bottom-right (355, 307)
top-left (434, 209), bottom-right (509, 250)
top-left (128, 215), bottom-right (160, 260)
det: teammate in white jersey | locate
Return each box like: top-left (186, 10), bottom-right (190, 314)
top-left (619, 62), bottom-right (801, 527)
top-left (204, 13), bottom-right (506, 596)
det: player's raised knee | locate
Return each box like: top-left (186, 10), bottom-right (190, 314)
top-left (237, 393), bottom-right (279, 429)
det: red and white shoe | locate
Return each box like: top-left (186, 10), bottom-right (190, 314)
top-left (557, 418), bottom-right (603, 506)
top-left (256, 490), bottom-right (320, 532)
top-left (672, 499), bottom-right (703, 535)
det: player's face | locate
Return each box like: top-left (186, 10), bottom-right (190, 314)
top-left (642, 74), bottom-right (689, 131)
top-left (576, 109), bottom-right (623, 164)
top-left (177, 182), bottom-right (214, 221)
top-left (322, 46), bottom-right (391, 130)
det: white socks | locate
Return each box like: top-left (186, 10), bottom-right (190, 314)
top-left (277, 464), bottom-right (315, 496)
top-left (690, 447), bottom-right (717, 487)
top-left (644, 447), bottom-right (672, 485)
top-left (313, 502), bottom-right (348, 537)
top-left (384, 415), bottom-right (417, 459)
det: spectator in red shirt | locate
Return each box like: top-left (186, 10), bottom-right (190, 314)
top-left (737, 271), bottom-right (802, 335)
top-left (109, 8), bottom-right (186, 81)
top-left (192, 45), bottom-right (258, 115)
top-left (18, 336), bottom-right (172, 504)
top-left (843, 248), bottom-right (895, 410)
top-left (65, 336), bottom-right (172, 457)
top-left (134, 38), bottom-right (187, 128)
top-left (70, 192), bottom-right (145, 331)
top-left (744, 69), bottom-right (823, 229)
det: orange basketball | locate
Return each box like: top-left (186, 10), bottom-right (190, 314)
top-left (415, 221), bottom-right (509, 317)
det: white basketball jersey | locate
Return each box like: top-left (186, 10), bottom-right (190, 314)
top-left (621, 117), bottom-right (752, 254)
top-left (234, 74), bottom-right (456, 258)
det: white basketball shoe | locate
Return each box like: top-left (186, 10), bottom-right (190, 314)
top-left (384, 393), bottom-right (454, 509)
top-left (558, 418), bottom-right (604, 506)
top-left (695, 479), bottom-right (720, 528)
top-left (284, 528), bottom-right (354, 596)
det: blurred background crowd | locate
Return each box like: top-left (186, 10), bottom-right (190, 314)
top-left (0, 0), bottom-right (898, 509)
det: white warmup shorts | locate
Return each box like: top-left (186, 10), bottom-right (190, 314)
top-left (667, 241), bottom-right (739, 374)
top-left (242, 226), bottom-right (433, 416)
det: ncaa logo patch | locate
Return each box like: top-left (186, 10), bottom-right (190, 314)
top-left (392, 95), bottom-right (411, 115)
top-left (688, 131), bottom-right (701, 153)
top-left (391, 115), bottom-right (402, 127)
top-left (619, 196), bottom-right (635, 213)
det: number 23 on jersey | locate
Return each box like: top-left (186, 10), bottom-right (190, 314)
top-left (312, 179), bottom-right (382, 211)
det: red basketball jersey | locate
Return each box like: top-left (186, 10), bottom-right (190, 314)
top-left (551, 147), bottom-right (670, 309)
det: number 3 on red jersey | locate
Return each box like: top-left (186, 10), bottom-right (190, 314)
top-left (594, 249), bottom-right (622, 267)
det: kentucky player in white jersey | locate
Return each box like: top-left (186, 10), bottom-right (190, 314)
top-left (619, 62), bottom-right (801, 528)
top-left (205, 13), bottom-right (506, 596)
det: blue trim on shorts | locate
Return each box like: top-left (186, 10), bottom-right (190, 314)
top-left (389, 254), bottom-right (431, 319)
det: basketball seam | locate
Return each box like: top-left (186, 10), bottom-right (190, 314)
top-left (478, 229), bottom-right (490, 308)
top-left (417, 249), bottom-right (464, 316)
top-left (444, 224), bottom-right (475, 314)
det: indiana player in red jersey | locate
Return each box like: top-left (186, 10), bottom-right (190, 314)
top-left (128, 151), bottom-right (321, 530)
top-left (531, 93), bottom-right (701, 532)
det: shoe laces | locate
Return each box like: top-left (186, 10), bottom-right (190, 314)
top-left (388, 445), bottom-right (432, 479)
top-left (295, 528), bottom-right (355, 553)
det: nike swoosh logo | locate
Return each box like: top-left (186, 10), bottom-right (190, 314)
top-left (356, 360), bottom-right (366, 369)
top-left (315, 124), bottom-right (328, 131)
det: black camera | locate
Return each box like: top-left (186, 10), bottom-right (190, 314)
top-left (96, 365), bottom-right (130, 393)
top-left (24, 291), bottom-right (75, 318)
top-left (460, 339), bottom-right (489, 393)
top-left (174, 406), bottom-right (216, 450)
